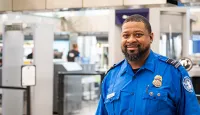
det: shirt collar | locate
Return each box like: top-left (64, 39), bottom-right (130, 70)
top-left (141, 50), bottom-right (156, 73)
top-left (119, 59), bottom-right (134, 77)
top-left (119, 50), bottom-right (156, 76)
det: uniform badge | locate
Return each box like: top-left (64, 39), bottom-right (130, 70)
top-left (152, 75), bottom-right (162, 87)
top-left (183, 76), bottom-right (193, 93)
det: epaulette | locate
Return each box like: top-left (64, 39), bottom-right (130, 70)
top-left (166, 58), bottom-right (181, 68)
top-left (159, 56), bottom-right (181, 68)
top-left (105, 60), bottom-right (124, 75)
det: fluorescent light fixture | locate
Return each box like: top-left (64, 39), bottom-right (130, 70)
top-left (1, 14), bottom-right (8, 21)
top-left (15, 15), bottom-right (20, 20)
top-left (31, 9), bottom-right (111, 18)
top-left (122, 15), bottom-right (128, 19)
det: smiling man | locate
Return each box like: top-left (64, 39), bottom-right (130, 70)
top-left (95, 14), bottom-right (200, 115)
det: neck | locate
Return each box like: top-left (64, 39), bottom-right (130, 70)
top-left (128, 49), bottom-right (150, 69)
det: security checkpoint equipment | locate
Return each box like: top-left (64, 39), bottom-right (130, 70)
top-left (1, 23), bottom-right (53, 115)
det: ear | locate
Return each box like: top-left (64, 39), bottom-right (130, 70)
top-left (150, 33), bottom-right (154, 43)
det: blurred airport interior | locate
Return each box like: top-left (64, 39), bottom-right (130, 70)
top-left (0, 0), bottom-right (200, 115)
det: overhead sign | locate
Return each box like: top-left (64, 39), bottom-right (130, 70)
top-left (115, 8), bottom-right (149, 25)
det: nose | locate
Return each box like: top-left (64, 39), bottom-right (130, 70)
top-left (127, 35), bottom-right (137, 43)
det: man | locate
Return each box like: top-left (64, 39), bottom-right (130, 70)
top-left (96, 14), bottom-right (200, 115)
top-left (67, 44), bottom-right (80, 62)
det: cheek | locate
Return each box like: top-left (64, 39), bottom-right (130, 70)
top-left (138, 39), bottom-right (150, 47)
top-left (121, 39), bottom-right (126, 47)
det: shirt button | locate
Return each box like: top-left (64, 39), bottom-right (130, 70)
top-left (157, 93), bottom-right (161, 96)
top-left (149, 92), bottom-right (154, 96)
top-left (131, 92), bottom-right (134, 95)
top-left (130, 108), bottom-right (133, 112)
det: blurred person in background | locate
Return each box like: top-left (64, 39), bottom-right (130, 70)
top-left (67, 43), bottom-right (80, 62)
top-left (27, 49), bottom-right (33, 59)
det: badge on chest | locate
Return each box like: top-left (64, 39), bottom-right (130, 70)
top-left (152, 75), bottom-right (162, 88)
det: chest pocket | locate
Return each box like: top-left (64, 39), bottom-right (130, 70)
top-left (104, 92), bottom-right (120, 115)
top-left (104, 90), bottom-right (135, 115)
top-left (143, 90), bottom-right (170, 115)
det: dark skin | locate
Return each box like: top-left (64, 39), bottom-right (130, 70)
top-left (121, 21), bottom-right (154, 69)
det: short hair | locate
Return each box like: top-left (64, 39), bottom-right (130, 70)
top-left (72, 44), bottom-right (78, 49)
top-left (123, 14), bottom-right (152, 34)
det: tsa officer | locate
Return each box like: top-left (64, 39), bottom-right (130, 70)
top-left (96, 14), bottom-right (200, 115)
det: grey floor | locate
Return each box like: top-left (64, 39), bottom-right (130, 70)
top-left (0, 97), bottom-right (99, 115)
top-left (55, 100), bottom-right (100, 115)
top-left (68, 101), bottom-right (98, 115)
top-left (53, 101), bottom-right (98, 115)
top-left (0, 101), bottom-right (98, 115)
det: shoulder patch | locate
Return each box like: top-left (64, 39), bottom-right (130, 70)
top-left (182, 76), bottom-right (194, 93)
top-left (158, 56), bottom-right (181, 68)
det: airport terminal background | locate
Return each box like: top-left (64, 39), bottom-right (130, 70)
top-left (0, 0), bottom-right (200, 115)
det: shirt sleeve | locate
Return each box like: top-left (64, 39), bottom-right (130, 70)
top-left (95, 77), bottom-right (108, 115)
top-left (177, 66), bottom-right (200, 115)
top-left (95, 94), bottom-right (108, 115)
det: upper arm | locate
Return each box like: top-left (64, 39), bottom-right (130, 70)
top-left (96, 77), bottom-right (108, 115)
top-left (176, 67), bottom-right (200, 115)
top-left (95, 94), bottom-right (108, 115)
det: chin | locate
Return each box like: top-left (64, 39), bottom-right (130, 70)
top-left (128, 50), bottom-right (138, 54)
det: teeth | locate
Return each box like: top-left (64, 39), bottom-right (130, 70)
top-left (127, 45), bottom-right (137, 47)
top-left (127, 46), bottom-right (137, 48)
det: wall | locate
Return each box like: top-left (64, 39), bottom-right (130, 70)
top-left (0, 0), bottom-right (173, 11)
top-left (2, 8), bottom-right (197, 34)
top-left (0, 10), bottom-right (111, 33)
top-left (61, 15), bottom-right (110, 32)
top-left (0, 0), bottom-right (12, 11)
top-left (191, 12), bottom-right (200, 32)
top-left (0, 13), bottom-right (61, 34)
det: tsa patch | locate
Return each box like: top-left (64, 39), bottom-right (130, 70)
top-left (182, 77), bottom-right (193, 93)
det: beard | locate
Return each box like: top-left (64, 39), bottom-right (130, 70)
top-left (121, 44), bottom-right (150, 62)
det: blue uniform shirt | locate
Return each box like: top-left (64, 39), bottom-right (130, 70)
top-left (96, 50), bottom-right (200, 115)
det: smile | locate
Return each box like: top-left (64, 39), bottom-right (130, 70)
top-left (127, 47), bottom-right (138, 51)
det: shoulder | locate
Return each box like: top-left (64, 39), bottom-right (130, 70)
top-left (105, 60), bottom-right (125, 75)
top-left (101, 60), bottom-right (125, 96)
top-left (68, 50), bottom-right (73, 54)
top-left (158, 55), bottom-right (181, 68)
top-left (158, 55), bottom-right (188, 76)
top-left (102, 60), bottom-right (124, 83)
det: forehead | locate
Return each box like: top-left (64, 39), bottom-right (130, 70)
top-left (122, 21), bottom-right (146, 33)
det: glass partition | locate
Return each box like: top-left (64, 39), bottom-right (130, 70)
top-left (57, 73), bottom-right (102, 115)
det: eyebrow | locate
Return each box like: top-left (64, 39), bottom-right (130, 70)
top-left (122, 30), bottom-right (144, 33)
top-left (133, 30), bottom-right (144, 33)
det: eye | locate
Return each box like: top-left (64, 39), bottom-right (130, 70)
top-left (135, 33), bottom-right (144, 38)
top-left (123, 34), bottom-right (130, 39)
